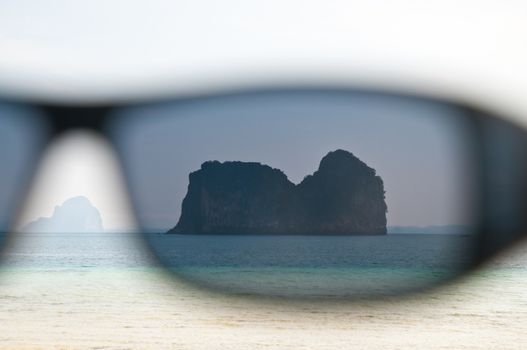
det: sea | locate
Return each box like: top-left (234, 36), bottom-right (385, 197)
top-left (1, 232), bottom-right (477, 297)
top-left (0, 232), bottom-right (526, 349)
top-left (146, 233), bottom-right (476, 298)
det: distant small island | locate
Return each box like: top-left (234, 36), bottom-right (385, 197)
top-left (22, 196), bottom-right (104, 233)
top-left (168, 150), bottom-right (387, 235)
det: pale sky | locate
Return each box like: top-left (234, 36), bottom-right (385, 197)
top-left (1, 1), bottom-right (523, 232)
top-left (0, 0), bottom-right (526, 134)
top-left (3, 93), bottom-right (476, 233)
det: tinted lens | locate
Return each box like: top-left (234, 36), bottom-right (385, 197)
top-left (109, 90), bottom-right (478, 298)
top-left (0, 103), bottom-right (48, 250)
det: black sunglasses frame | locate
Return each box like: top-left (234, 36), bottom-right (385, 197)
top-left (3, 85), bottom-right (527, 296)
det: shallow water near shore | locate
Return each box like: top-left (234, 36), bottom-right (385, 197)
top-left (0, 232), bottom-right (526, 349)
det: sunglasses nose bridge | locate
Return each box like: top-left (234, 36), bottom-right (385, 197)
top-left (42, 106), bottom-right (112, 135)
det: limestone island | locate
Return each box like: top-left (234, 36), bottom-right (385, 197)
top-left (168, 149), bottom-right (387, 235)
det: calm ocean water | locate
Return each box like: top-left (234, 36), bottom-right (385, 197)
top-left (147, 233), bottom-right (477, 297)
top-left (1, 232), bottom-right (527, 349)
top-left (1, 232), bottom-right (151, 269)
top-left (1, 232), bottom-right (482, 297)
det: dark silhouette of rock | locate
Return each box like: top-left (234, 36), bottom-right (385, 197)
top-left (169, 150), bottom-right (387, 235)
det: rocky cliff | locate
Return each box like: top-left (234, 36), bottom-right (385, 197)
top-left (169, 150), bottom-right (387, 235)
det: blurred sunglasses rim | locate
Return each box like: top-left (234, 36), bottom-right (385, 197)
top-left (0, 84), bottom-right (525, 299)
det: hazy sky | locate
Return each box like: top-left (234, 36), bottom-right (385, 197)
top-left (1, 93), bottom-right (475, 233)
top-left (111, 91), bottom-right (475, 230)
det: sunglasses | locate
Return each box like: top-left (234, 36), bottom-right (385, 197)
top-left (1, 86), bottom-right (526, 299)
